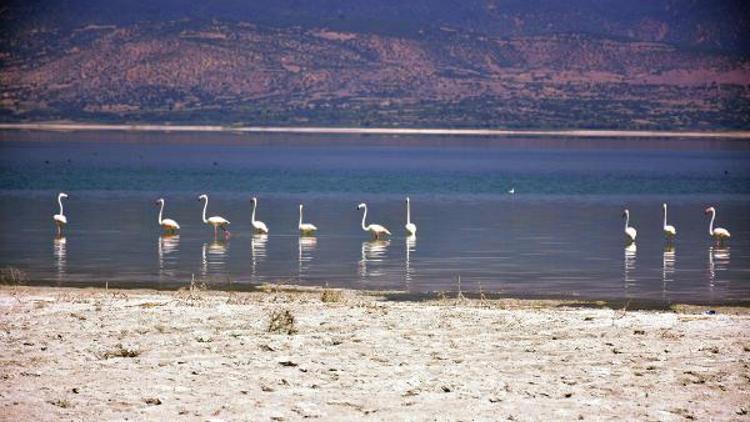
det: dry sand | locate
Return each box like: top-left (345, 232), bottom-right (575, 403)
top-left (1, 285), bottom-right (748, 420)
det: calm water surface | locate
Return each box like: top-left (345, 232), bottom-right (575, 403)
top-left (1, 132), bottom-right (748, 305)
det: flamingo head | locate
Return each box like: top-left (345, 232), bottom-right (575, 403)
top-left (198, 194), bottom-right (207, 201)
top-left (357, 203), bottom-right (366, 210)
top-left (622, 209), bottom-right (629, 218)
top-left (405, 197), bottom-right (410, 203)
top-left (704, 206), bottom-right (715, 214)
top-left (662, 203), bottom-right (667, 209)
top-left (155, 198), bottom-right (164, 205)
top-left (251, 197), bottom-right (257, 204)
top-left (299, 204), bottom-right (303, 210)
top-left (59, 192), bottom-right (68, 199)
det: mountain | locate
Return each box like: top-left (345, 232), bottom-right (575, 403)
top-left (1, 1), bottom-right (749, 129)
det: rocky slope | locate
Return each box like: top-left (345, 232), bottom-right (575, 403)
top-left (1, 2), bottom-right (749, 129)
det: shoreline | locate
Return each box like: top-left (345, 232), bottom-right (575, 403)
top-left (2, 122), bottom-right (750, 139)
top-left (2, 285), bottom-right (748, 419)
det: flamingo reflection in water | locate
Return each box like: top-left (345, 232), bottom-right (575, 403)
top-left (201, 239), bottom-right (228, 279)
top-left (158, 234), bottom-right (180, 279)
top-left (54, 236), bottom-right (67, 282)
top-left (708, 246), bottom-right (730, 296)
top-left (298, 236), bottom-right (317, 279)
top-left (251, 234), bottom-right (268, 279)
top-left (662, 245), bottom-right (675, 305)
top-left (623, 243), bottom-right (637, 297)
top-left (405, 235), bottom-right (416, 284)
top-left (359, 240), bottom-right (390, 278)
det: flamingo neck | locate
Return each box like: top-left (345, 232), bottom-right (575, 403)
top-left (709, 210), bottom-right (715, 235)
top-left (663, 206), bottom-right (667, 229)
top-left (158, 201), bottom-right (164, 225)
top-left (406, 200), bottom-right (411, 225)
top-left (58, 194), bottom-right (64, 216)
top-left (201, 198), bottom-right (208, 223)
top-left (624, 212), bottom-right (629, 230)
top-left (298, 206), bottom-right (303, 228)
top-left (251, 201), bottom-right (257, 224)
top-left (361, 206), bottom-right (368, 231)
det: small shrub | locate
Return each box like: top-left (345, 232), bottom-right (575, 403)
top-left (267, 309), bottom-right (297, 335)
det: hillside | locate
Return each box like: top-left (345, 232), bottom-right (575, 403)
top-left (1, 1), bottom-right (749, 129)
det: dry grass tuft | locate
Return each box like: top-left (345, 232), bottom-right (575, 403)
top-left (321, 286), bottom-right (343, 303)
top-left (267, 309), bottom-right (297, 335)
top-left (100, 343), bottom-right (141, 359)
top-left (0, 266), bottom-right (28, 285)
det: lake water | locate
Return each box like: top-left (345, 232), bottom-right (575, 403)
top-left (1, 131), bottom-right (749, 305)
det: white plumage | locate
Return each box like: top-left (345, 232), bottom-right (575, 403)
top-left (53, 192), bottom-right (68, 236)
top-left (251, 197), bottom-right (269, 234)
top-left (198, 194), bottom-right (230, 238)
top-left (623, 209), bottom-right (637, 243)
top-left (156, 198), bottom-right (180, 232)
top-left (705, 206), bottom-right (731, 242)
top-left (405, 197), bottom-right (417, 236)
top-left (357, 203), bottom-right (391, 239)
top-left (298, 204), bottom-right (317, 235)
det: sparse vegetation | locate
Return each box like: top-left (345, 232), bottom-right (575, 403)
top-left (267, 309), bottom-right (297, 335)
top-left (321, 285), bottom-right (343, 303)
top-left (100, 343), bottom-right (141, 359)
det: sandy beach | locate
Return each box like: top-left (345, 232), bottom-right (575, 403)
top-left (1, 285), bottom-right (748, 420)
top-left (2, 122), bottom-right (750, 139)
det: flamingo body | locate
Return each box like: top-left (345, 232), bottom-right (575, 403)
top-left (198, 194), bottom-right (230, 238)
top-left (404, 197), bottom-right (417, 236)
top-left (623, 209), bottom-right (637, 243)
top-left (54, 214), bottom-right (67, 225)
top-left (705, 206), bottom-right (731, 243)
top-left (251, 197), bottom-right (269, 234)
top-left (156, 198), bottom-right (180, 232)
top-left (358, 203), bottom-right (391, 239)
top-left (298, 204), bottom-right (317, 235)
top-left (53, 193), bottom-right (68, 235)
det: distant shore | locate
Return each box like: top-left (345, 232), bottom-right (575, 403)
top-left (2, 285), bottom-right (748, 420)
top-left (2, 122), bottom-right (750, 139)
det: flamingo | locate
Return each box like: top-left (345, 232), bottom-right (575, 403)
top-left (155, 198), bottom-right (180, 233)
top-left (357, 203), bottom-right (391, 239)
top-left (53, 192), bottom-right (68, 236)
top-left (250, 197), bottom-right (269, 234)
top-left (298, 204), bottom-right (317, 235)
top-left (508, 187), bottom-right (515, 195)
top-left (198, 194), bottom-right (230, 238)
top-left (404, 197), bottom-right (417, 236)
top-left (662, 203), bottom-right (676, 240)
top-left (623, 209), bottom-right (637, 243)
top-left (705, 206), bottom-right (731, 243)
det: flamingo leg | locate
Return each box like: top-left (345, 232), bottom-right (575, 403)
top-left (214, 225), bottom-right (218, 238)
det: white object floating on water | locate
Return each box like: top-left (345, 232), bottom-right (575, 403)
top-left (405, 197), bottom-right (417, 236)
top-left (357, 202), bottom-right (391, 239)
top-left (705, 206), bottom-right (730, 243)
top-left (156, 198), bottom-right (180, 233)
top-left (198, 194), bottom-right (230, 238)
top-left (53, 192), bottom-right (68, 236)
top-left (251, 197), bottom-right (269, 234)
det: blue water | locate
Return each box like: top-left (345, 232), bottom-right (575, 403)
top-left (1, 132), bottom-right (749, 305)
